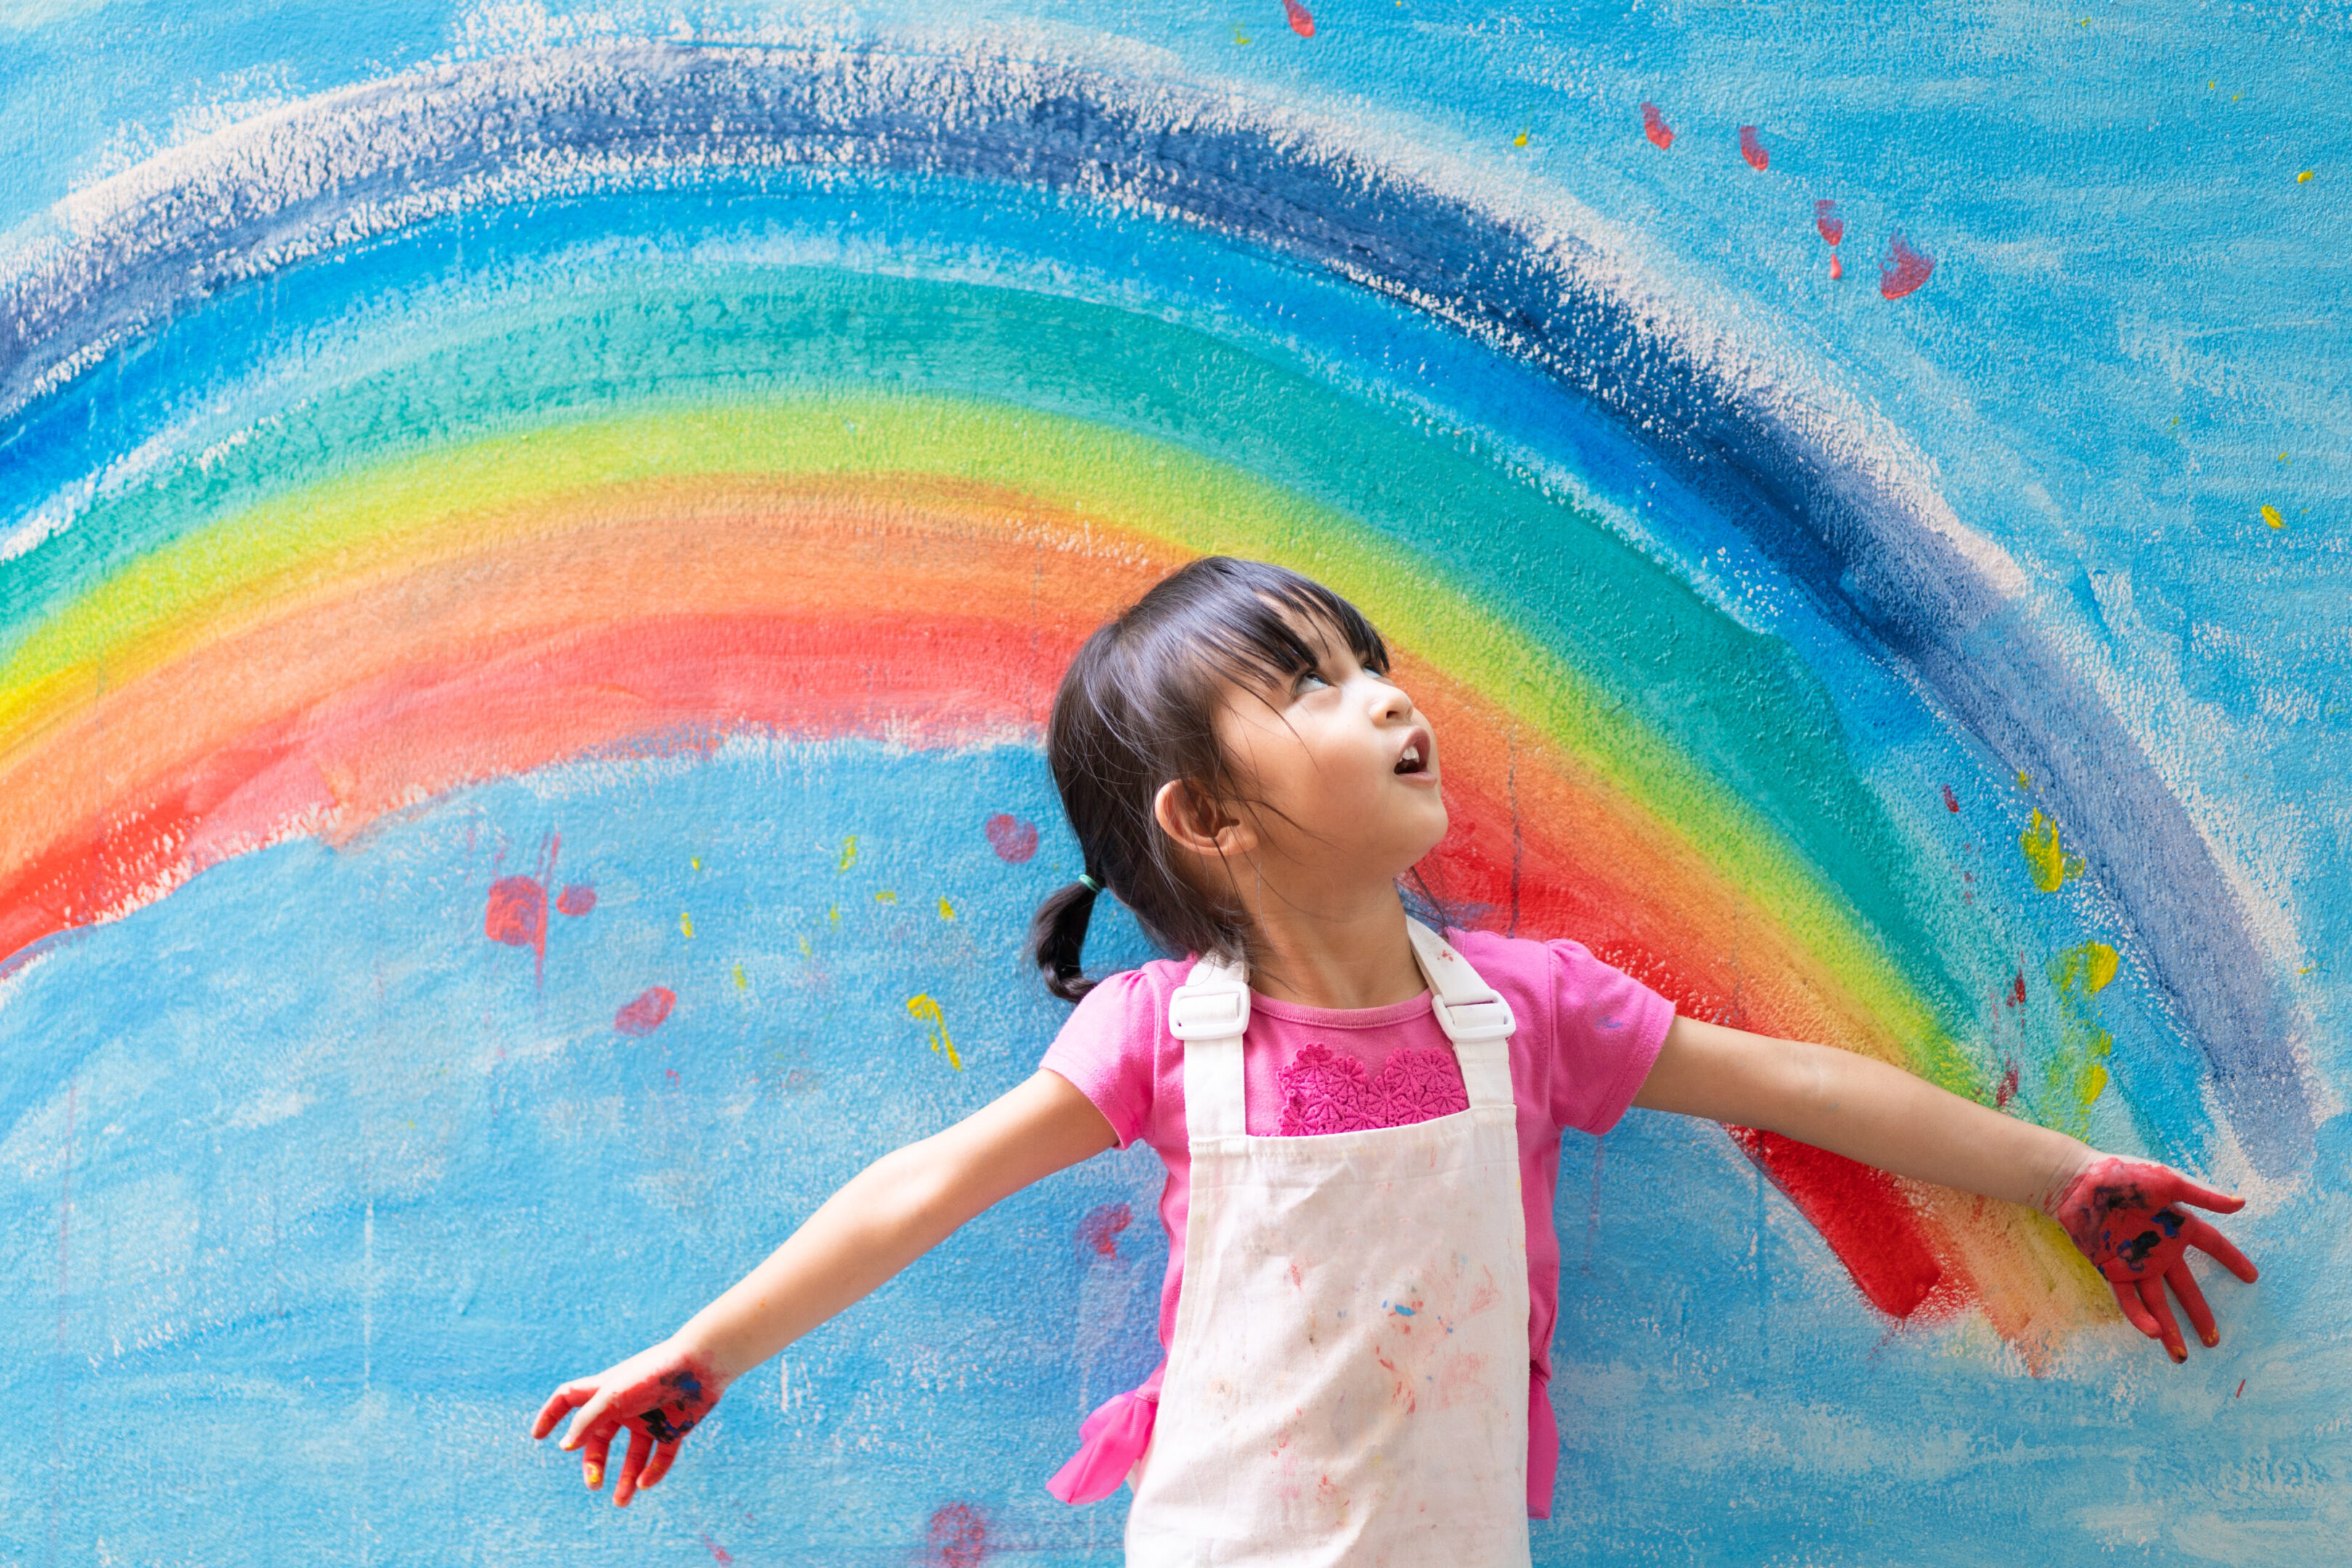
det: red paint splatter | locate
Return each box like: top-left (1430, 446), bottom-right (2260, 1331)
top-left (984, 814), bottom-right (1039, 864)
top-left (486, 875), bottom-right (547, 947)
top-left (1726, 1127), bottom-right (1956, 1320)
top-left (1996, 1059), bottom-right (2020, 1108)
top-left (2235, 1379), bottom-right (2246, 1399)
top-left (701, 1535), bottom-right (735, 1567)
top-left (1880, 234), bottom-right (1935, 299)
top-left (1283, 0), bottom-right (1314, 36)
top-left (1641, 102), bottom-right (1674, 150)
top-left (616, 986), bottom-right (677, 1037)
top-left (1829, 253), bottom-right (1843, 280)
top-left (1077, 1202), bottom-right (1133, 1257)
top-left (556, 883), bottom-right (597, 916)
top-left (1814, 199), bottom-right (1845, 246)
top-left (1942, 785), bottom-right (1960, 813)
top-left (1738, 125), bottom-right (1768, 171)
top-left (2008, 971), bottom-right (2028, 1008)
top-left (926, 1503), bottom-right (990, 1568)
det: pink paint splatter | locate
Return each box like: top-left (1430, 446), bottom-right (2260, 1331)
top-left (1739, 125), bottom-right (1768, 171)
top-left (616, 986), bottom-right (677, 1037)
top-left (556, 883), bottom-right (597, 916)
top-left (1996, 1059), bottom-right (2020, 1109)
top-left (1283, 0), bottom-right (1314, 36)
top-left (701, 1536), bottom-right (734, 1567)
top-left (1641, 102), bottom-right (1674, 150)
top-left (1077, 1202), bottom-right (1134, 1258)
top-left (927, 1503), bottom-right (990, 1568)
top-left (1942, 785), bottom-right (1960, 813)
top-left (984, 814), bottom-right (1039, 863)
top-left (1814, 199), bottom-right (1845, 246)
top-left (1880, 234), bottom-right (1935, 299)
top-left (1830, 253), bottom-right (1843, 280)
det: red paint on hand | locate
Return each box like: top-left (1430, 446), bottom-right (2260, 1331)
top-left (1880, 234), bottom-right (1935, 299)
top-left (1727, 1127), bottom-right (1953, 1320)
top-left (927, 1503), bottom-right (991, 1567)
top-left (556, 883), bottom-right (597, 916)
top-left (1641, 102), bottom-right (1674, 150)
top-left (486, 875), bottom-right (547, 947)
top-left (1078, 1201), bottom-right (1134, 1257)
top-left (985, 813), bottom-right (1040, 863)
top-left (531, 1342), bottom-right (732, 1508)
top-left (616, 986), bottom-right (677, 1036)
top-left (1738, 125), bottom-right (1768, 171)
top-left (2047, 1155), bottom-right (2258, 1361)
top-left (1283, 0), bottom-right (1315, 37)
top-left (1814, 199), bottom-right (1844, 246)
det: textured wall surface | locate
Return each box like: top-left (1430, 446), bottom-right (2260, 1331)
top-left (2, 4), bottom-right (2346, 1563)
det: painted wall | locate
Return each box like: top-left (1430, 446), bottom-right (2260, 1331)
top-left (2, 4), bottom-right (2345, 1562)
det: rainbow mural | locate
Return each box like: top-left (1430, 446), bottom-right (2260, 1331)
top-left (4, 14), bottom-right (2340, 1564)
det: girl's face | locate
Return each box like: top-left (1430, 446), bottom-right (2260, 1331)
top-left (1206, 619), bottom-right (1447, 890)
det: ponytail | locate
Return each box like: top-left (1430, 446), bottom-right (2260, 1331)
top-left (1029, 873), bottom-right (1104, 1003)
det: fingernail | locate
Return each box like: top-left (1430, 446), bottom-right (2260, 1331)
top-left (2203, 1332), bottom-right (2220, 1347)
top-left (586, 1465), bottom-right (603, 1487)
top-left (2171, 1348), bottom-right (2186, 1363)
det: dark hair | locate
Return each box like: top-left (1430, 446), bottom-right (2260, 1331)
top-left (1028, 557), bottom-right (1393, 1002)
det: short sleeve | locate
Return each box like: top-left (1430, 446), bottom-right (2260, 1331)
top-left (1544, 939), bottom-right (1675, 1136)
top-left (1039, 968), bottom-right (1163, 1149)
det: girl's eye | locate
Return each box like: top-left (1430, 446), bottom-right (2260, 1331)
top-left (1294, 669), bottom-right (1331, 694)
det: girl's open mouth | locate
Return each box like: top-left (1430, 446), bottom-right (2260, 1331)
top-left (1394, 729), bottom-right (1433, 776)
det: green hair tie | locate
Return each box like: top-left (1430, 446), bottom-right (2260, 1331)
top-left (1077, 873), bottom-right (1103, 894)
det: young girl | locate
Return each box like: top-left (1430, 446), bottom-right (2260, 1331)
top-left (531, 558), bottom-right (2257, 1561)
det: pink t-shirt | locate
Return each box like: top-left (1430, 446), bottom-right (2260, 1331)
top-left (1040, 926), bottom-right (1674, 1520)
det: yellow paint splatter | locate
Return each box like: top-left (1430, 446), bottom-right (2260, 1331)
top-left (2015, 769), bottom-right (2033, 789)
top-left (938, 897), bottom-right (957, 920)
top-left (2046, 941), bottom-right (2120, 1135)
top-left (2051, 940), bottom-right (2119, 997)
top-left (1233, 25), bottom-right (1251, 43)
top-left (732, 962), bottom-right (747, 990)
top-left (828, 905), bottom-right (840, 926)
top-left (837, 836), bottom-right (859, 871)
top-left (2299, 170), bottom-right (2314, 183)
top-left (2019, 809), bottom-right (2083, 892)
top-left (907, 994), bottom-right (963, 1070)
top-left (690, 856), bottom-right (702, 871)
top-left (874, 889), bottom-right (898, 905)
top-left (2262, 505), bottom-right (2285, 529)
top-left (680, 910), bottom-right (695, 939)
top-left (1513, 129), bottom-right (1529, 147)
top-left (799, 935), bottom-right (812, 955)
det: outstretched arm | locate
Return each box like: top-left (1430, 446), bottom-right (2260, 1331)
top-left (1633, 1016), bottom-right (2258, 1360)
top-left (530, 1069), bottom-right (1116, 1504)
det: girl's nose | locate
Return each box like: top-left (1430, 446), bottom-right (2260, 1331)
top-left (1370, 680), bottom-right (1413, 721)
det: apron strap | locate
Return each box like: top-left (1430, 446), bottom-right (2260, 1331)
top-left (1405, 918), bottom-right (1517, 1113)
top-left (1172, 952), bottom-right (1251, 1141)
top-left (1169, 918), bottom-right (1519, 1138)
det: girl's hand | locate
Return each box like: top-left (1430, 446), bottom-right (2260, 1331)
top-left (530, 1339), bottom-right (732, 1507)
top-left (2045, 1154), bottom-right (2259, 1362)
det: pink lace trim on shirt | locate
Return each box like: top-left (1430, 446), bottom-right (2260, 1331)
top-left (1277, 1042), bottom-right (1468, 1135)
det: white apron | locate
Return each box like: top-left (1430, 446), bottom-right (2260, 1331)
top-left (1124, 918), bottom-right (1533, 1568)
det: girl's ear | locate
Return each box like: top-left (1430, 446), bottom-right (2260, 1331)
top-left (1153, 779), bottom-right (1254, 861)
